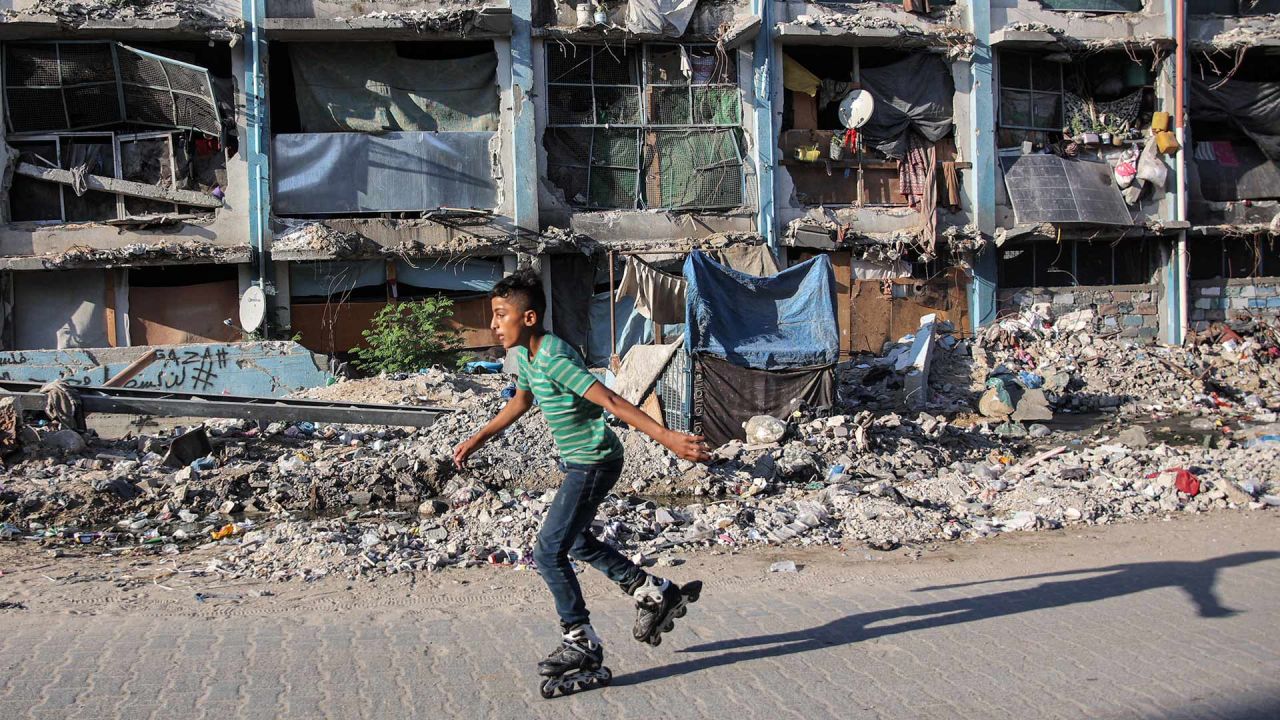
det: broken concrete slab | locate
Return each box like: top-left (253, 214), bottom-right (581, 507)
top-left (1011, 389), bottom-right (1054, 422)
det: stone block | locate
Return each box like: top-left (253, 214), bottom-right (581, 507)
top-left (1136, 327), bottom-right (1159, 339)
top-left (1231, 298), bottom-right (1250, 309)
top-left (1259, 285), bottom-right (1280, 297)
top-left (1135, 303), bottom-right (1157, 315)
top-left (1190, 309), bottom-right (1206, 321)
top-left (1241, 286), bottom-right (1258, 298)
top-left (1225, 286), bottom-right (1242, 297)
top-left (1131, 291), bottom-right (1151, 302)
top-left (1121, 327), bottom-right (1140, 337)
top-left (1198, 286), bottom-right (1221, 296)
top-left (1098, 303), bottom-right (1120, 315)
top-left (1143, 315), bottom-right (1159, 327)
top-left (1122, 315), bottom-right (1144, 327)
top-left (1268, 297), bottom-right (1280, 308)
top-left (1111, 291), bottom-right (1132, 302)
top-left (1193, 299), bottom-right (1214, 310)
top-left (1249, 298), bottom-right (1268, 309)
top-left (1103, 316), bottom-right (1119, 328)
top-left (1053, 293), bottom-right (1075, 306)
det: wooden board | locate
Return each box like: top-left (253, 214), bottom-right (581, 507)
top-left (128, 280), bottom-right (239, 346)
top-left (849, 268), bottom-right (971, 354)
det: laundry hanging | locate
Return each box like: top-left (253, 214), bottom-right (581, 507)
top-left (615, 257), bottom-right (687, 325)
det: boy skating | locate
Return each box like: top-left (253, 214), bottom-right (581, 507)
top-left (453, 269), bottom-right (709, 698)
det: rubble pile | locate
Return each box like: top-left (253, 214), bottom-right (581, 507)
top-left (2, 331), bottom-right (1278, 581)
top-left (973, 309), bottom-right (1280, 421)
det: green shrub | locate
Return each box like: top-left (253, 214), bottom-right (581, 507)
top-left (350, 297), bottom-right (462, 375)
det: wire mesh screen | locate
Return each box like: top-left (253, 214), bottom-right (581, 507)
top-left (646, 129), bottom-right (744, 210)
top-left (545, 127), bottom-right (641, 208)
top-left (117, 45), bottom-right (220, 134)
top-left (4, 42), bottom-right (220, 135)
top-left (543, 43), bottom-right (745, 211)
top-left (656, 348), bottom-right (691, 433)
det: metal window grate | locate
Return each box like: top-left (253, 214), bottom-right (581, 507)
top-left (646, 129), bottom-right (744, 210)
top-left (4, 41), bottom-right (221, 136)
top-left (656, 348), bottom-right (691, 433)
top-left (544, 42), bottom-right (744, 210)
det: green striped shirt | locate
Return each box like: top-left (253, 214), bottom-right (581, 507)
top-left (513, 333), bottom-right (623, 464)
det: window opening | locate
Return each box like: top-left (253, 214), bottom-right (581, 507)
top-left (544, 43), bottom-right (744, 211)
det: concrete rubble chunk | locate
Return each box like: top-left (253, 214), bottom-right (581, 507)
top-left (42, 429), bottom-right (87, 453)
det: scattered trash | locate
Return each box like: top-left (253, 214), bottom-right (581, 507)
top-left (769, 560), bottom-right (799, 573)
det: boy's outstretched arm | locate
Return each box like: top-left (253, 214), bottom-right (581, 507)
top-left (453, 389), bottom-right (535, 468)
top-left (582, 382), bottom-right (710, 463)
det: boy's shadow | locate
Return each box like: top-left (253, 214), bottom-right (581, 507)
top-left (615, 551), bottom-right (1280, 687)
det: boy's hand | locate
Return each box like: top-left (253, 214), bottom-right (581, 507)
top-left (453, 435), bottom-right (485, 469)
top-left (662, 431), bottom-right (710, 463)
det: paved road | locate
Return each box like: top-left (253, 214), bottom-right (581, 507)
top-left (2, 513), bottom-right (1279, 719)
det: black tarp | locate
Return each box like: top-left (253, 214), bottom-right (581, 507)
top-left (694, 354), bottom-right (834, 448)
top-left (1190, 77), bottom-right (1280, 160)
top-left (550, 253), bottom-right (596, 358)
top-left (859, 54), bottom-right (955, 159)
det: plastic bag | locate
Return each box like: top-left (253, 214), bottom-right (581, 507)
top-left (1135, 139), bottom-right (1167, 191)
top-left (1113, 148), bottom-right (1138, 188)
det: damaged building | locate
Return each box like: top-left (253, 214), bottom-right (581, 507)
top-left (0, 0), bottom-right (1276, 418)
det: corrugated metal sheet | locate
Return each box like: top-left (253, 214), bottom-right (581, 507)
top-left (272, 131), bottom-right (498, 215)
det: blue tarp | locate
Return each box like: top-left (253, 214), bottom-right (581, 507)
top-left (587, 291), bottom-right (652, 368)
top-left (684, 251), bottom-right (838, 370)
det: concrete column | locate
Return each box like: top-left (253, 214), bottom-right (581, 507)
top-left (965, 0), bottom-right (998, 334)
top-left (752, 0), bottom-right (776, 253)
top-left (511, 0), bottom-right (538, 237)
top-left (242, 0), bottom-right (273, 334)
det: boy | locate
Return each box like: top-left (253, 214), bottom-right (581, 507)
top-left (453, 269), bottom-right (708, 695)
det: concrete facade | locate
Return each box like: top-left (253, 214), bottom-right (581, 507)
top-left (0, 0), bottom-right (1275, 354)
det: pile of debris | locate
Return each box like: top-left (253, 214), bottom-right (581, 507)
top-left (972, 308), bottom-right (1280, 426)
top-left (2, 335), bottom-right (1277, 581)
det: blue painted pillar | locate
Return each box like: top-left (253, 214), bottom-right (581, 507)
top-left (752, 0), bottom-right (776, 254)
top-left (511, 0), bottom-right (538, 237)
top-left (966, 0), bottom-right (998, 334)
top-left (1163, 1), bottom-right (1185, 345)
top-left (242, 0), bottom-right (272, 330)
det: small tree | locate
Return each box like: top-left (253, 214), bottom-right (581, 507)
top-left (350, 296), bottom-right (463, 375)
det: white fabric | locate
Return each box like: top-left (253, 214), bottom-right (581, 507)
top-left (615, 258), bottom-right (687, 325)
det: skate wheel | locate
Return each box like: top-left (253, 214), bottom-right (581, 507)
top-left (599, 666), bottom-right (613, 685)
top-left (650, 634), bottom-right (662, 647)
top-left (662, 620), bottom-right (675, 632)
top-left (539, 679), bottom-right (557, 699)
top-left (674, 606), bottom-right (687, 618)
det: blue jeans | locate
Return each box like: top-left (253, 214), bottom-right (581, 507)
top-left (534, 457), bottom-right (643, 626)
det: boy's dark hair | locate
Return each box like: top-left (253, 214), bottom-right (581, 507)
top-left (490, 268), bottom-right (546, 320)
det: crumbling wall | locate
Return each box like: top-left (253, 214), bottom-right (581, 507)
top-left (543, 0), bottom-right (745, 33)
top-left (993, 1), bottom-right (1169, 43)
top-left (998, 283), bottom-right (1162, 339)
top-left (1190, 276), bottom-right (1280, 330)
top-left (779, 1), bottom-right (968, 42)
top-left (267, 0), bottom-right (496, 21)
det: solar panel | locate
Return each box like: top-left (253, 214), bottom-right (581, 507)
top-left (1000, 154), bottom-right (1134, 226)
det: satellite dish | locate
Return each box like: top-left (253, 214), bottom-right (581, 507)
top-left (239, 285), bottom-right (266, 333)
top-left (838, 89), bottom-right (875, 129)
